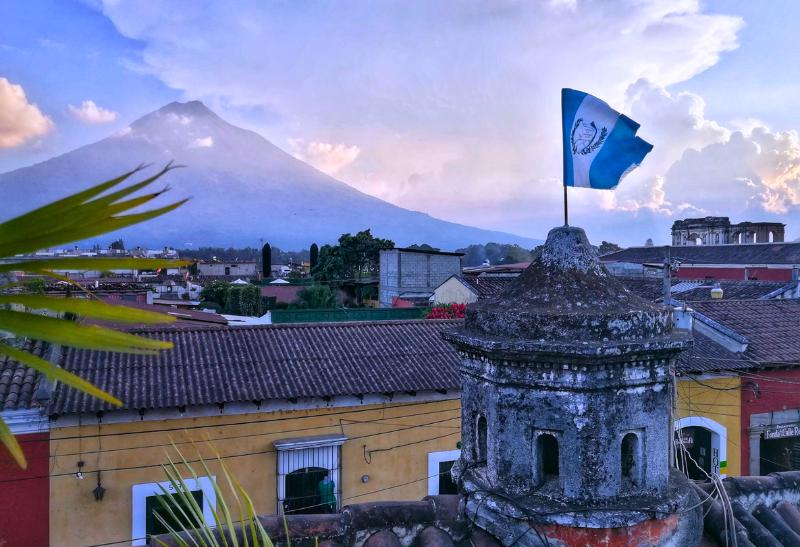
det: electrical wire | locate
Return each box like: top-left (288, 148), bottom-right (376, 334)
top-left (0, 416), bottom-right (462, 484)
top-left (18, 406), bottom-right (461, 463)
top-left (16, 399), bottom-right (459, 445)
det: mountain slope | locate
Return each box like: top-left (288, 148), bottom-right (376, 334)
top-left (1, 101), bottom-right (539, 250)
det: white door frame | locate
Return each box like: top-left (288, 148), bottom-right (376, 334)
top-left (427, 449), bottom-right (461, 495)
top-left (675, 416), bottom-right (727, 476)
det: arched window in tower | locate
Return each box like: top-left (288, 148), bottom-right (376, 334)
top-left (538, 433), bottom-right (559, 478)
top-left (621, 433), bottom-right (642, 487)
top-left (769, 231), bottom-right (775, 243)
top-left (475, 415), bottom-right (488, 463)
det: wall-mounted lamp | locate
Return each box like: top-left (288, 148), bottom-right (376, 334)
top-left (93, 471), bottom-right (106, 502)
top-left (75, 460), bottom-right (85, 480)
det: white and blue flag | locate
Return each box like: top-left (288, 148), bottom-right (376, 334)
top-left (562, 88), bottom-right (652, 190)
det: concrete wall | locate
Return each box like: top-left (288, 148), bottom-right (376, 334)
top-left (198, 262), bottom-right (258, 276)
top-left (48, 399), bottom-right (460, 547)
top-left (379, 250), bottom-right (462, 307)
top-left (676, 376), bottom-right (741, 477)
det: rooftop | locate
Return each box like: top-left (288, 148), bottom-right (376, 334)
top-left (690, 299), bottom-right (800, 366)
top-left (50, 319), bottom-right (462, 414)
top-left (0, 339), bottom-right (47, 411)
top-left (601, 242), bottom-right (800, 265)
top-left (459, 226), bottom-right (675, 344)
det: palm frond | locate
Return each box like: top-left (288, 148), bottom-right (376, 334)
top-left (0, 165), bottom-right (188, 467)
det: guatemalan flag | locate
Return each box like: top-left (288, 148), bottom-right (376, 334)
top-left (562, 88), bottom-right (653, 190)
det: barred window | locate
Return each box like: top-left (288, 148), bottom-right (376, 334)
top-left (274, 434), bottom-right (346, 515)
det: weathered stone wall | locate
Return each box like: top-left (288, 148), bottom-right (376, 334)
top-left (671, 216), bottom-right (785, 245)
top-left (457, 353), bottom-right (674, 501)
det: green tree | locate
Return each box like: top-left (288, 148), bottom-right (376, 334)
top-left (598, 241), bottom-right (623, 255)
top-left (200, 280), bottom-right (229, 307)
top-left (0, 164), bottom-right (186, 467)
top-left (312, 244), bottom-right (344, 282)
top-left (224, 285), bottom-right (243, 315)
top-left (22, 278), bottom-right (45, 295)
top-left (261, 243), bottom-right (271, 277)
top-left (238, 284), bottom-right (262, 316)
top-left (309, 243), bottom-right (319, 270)
top-left (109, 238), bottom-right (125, 251)
top-left (314, 229), bottom-right (393, 282)
top-left (293, 284), bottom-right (335, 309)
top-left (405, 243), bottom-right (439, 251)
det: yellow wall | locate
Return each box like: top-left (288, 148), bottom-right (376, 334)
top-left (676, 376), bottom-right (741, 476)
top-left (49, 399), bottom-right (461, 547)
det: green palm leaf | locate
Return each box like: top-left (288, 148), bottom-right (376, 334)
top-left (0, 295), bottom-right (176, 324)
top-left (0, 310), bottom-right (172, 354)
top-left (0, 165), bottom-right (188, 467)
top-left (0, 343), bottom-right (122, 407)
top-left (0, 257), bottom-right (188, 274)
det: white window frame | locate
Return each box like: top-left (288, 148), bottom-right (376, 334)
top-left (427, 449), bottom-right (461, 495)
top-left (275, 434), bottom-right (346, 515)
top-left (132, 476), bottom-right (216, 546)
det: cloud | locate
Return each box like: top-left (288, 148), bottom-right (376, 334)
top-left (68, 100), bottom-right (118, 124)
top-left (0, 77), bottom-right (53, 148)
top-left (190, 136), bottom-right (214, 148)
top-left (99, 0), bottom-right (745, 243)
top-left (662, 128), bottom-right (800, 216)
top-left (289, 139), bottom-right (360, 175)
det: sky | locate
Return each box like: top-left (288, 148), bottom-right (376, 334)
top-left (1, 0), bottom-right (799, 246)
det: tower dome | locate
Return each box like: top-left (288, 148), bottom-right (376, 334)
top-left (443, 225), bottom-right (702, 545)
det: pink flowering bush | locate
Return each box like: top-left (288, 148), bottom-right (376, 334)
top-left (426, 303), bottom-right (466, 319)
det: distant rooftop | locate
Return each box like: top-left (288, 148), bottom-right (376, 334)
top-left (601, 242), bottom-right (800, 265)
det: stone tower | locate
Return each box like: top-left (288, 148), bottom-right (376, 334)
top-left (443, 226), bottom-right (702, 546)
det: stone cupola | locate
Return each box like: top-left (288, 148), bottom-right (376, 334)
top-left (443, 226), bottom-right (702, 546)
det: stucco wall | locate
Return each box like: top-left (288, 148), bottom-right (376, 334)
top-left (0, 432), bottom-right (49, 547)
top-left (676, 376), bottom-right (741, 477)
top-left (432, 278), bottom-right (477, 305)
top-left (49, 399), bottom-right (460, 547)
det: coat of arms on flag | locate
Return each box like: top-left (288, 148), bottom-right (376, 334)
top-left (562, 88), bottom-right (652, 190)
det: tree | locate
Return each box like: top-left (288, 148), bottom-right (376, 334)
top-left (238, 284), bottom-right (261, 316)
top-left (309, 243), bottom-right (319, 270)
top-left (225, 285), bottom-right (243, 315)
top-left (109, 238), bottom-right (125, 251)
top-left (645, 238), bottom-right (654, 247)
top-left (200, 281), bottom-right (229, 307)
top-left (314, 229), bottom-right (394, 282)
top-left (455, 242), bottom-right (534, 267)
top-left (406, 243), bottom-right (439, 251)
top-left (0, 164), bottom-right (186, 467)
top-left (598, 241), bottom-right (622, 255)
top-left (22, 278), bottom-right (45, 295)
top-left (293, 284), bottom-right (335, 309)
top-left (261, 243), bottom-right (271, 277)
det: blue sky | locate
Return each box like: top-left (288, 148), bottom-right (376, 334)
top-left (2, 1), bottom-right (800, 246)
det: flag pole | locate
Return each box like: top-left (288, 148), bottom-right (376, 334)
top-left (563, 184), bottom-right (569, 226)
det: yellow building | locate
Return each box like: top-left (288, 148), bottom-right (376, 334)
top-left (676, 375), bottom-right (741, 478)
top-left (47, 320), bottom-right (463, 547)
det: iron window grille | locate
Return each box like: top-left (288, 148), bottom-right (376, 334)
top-left (274, 434), bottom-right (346, 515)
